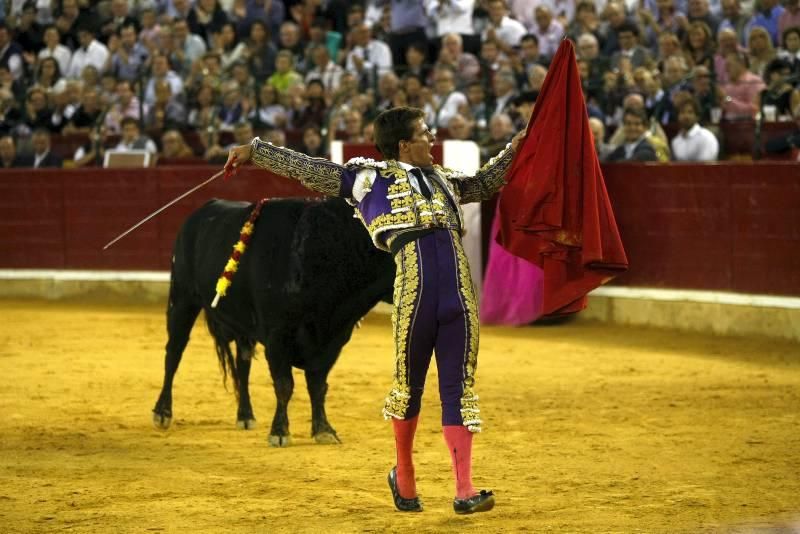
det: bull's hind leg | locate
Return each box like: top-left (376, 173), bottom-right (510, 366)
top-left (306, 368), bottom-right (341, 444)
top-left (235, 342), bottom-right (257, 430)
top-left (153, 297), bottom-right (201, 429)
top-left (266, 355), bottom-right (293, 447)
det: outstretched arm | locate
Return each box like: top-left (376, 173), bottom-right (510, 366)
top-left (458, 128), bottom-right (527, 203)
top-left (225, 138), bottom-right (352, 198)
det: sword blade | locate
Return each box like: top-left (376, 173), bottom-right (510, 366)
top-left (102, 169), bottom-right (225, 250)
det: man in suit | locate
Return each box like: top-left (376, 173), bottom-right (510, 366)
top-left (27, 129), bottom-right (63, 168)
top-left (225, 106), bottom-right (526, 515)
top-left (607, 108), bottom-right (658, 161)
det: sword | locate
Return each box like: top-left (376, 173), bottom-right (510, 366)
top-left (102, 169), bottom-right (225, 250)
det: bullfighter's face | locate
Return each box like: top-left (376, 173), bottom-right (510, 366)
top-left (400, 117), bottom-right (435, 167)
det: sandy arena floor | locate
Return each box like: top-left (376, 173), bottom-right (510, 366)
top-left (0, 298), bottom-right (798, 533)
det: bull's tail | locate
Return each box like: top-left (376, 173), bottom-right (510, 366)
top-left (204, 315), bottom-right (255, 401)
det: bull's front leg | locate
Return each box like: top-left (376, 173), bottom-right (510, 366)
top-left (266, 356), bottom-right (293, 447)
top-left (305, 368), bottom-right (341, 444)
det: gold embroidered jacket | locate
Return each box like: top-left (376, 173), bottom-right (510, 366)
top-left (250, 138), bottom-right (515, 251)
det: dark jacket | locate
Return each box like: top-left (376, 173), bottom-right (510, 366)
top-left (606, 138), bottom-right (658, 162)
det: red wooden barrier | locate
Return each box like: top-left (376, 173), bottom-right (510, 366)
top-left (0, 162), bottom-right (798, 296)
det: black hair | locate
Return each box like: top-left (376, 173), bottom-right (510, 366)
top-left (373, 106), bottom-right (424, 160)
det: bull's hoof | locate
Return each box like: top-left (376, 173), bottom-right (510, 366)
top-left (313, 431), bottom-right (341, 444)
top-left (236, 418), bottom-right (257, 430)
top-left (268, 434), bottom-right (292, 447)
top-left (152, 412), bottom-right (172, 430)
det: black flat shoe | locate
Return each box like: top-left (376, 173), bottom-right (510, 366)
top-left (453, 490), bottom-right (495, 514)
top-left (387, 467), bottom-right (423, 512)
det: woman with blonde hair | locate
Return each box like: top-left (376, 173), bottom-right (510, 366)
top-left (747, 26), bottom-right (777, 78)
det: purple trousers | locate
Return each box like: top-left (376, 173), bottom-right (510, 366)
top-left (382, 229), bottom-right (482, 432)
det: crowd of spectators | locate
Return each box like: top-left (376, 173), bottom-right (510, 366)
top-left (0, 0), bottom-right (799, 169)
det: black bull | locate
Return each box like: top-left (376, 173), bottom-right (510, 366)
top-left (152, 197), bottom-right (395, 446)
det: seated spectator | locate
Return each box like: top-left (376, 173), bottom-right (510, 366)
top-left (304, 17), bottom-right (343, 72)
top-left (747, 26), bottom-right (777, 78)
top-left (609, 93), bottom-right (670, 159)
top-left (512, 90), bottom-right (538, 130)
top-left (374, 71), bottom-right (400, 113)
top-left (460, 81), bottom-right (491, 131)
top-left (211, 22), bottom-right (247, 72)
top-left (478, 112), bottom-right (514, 164)
top-left (250, 83), bottom-right (288, 130)
top-left (159, 129), bottom-right (195, 159)
top-left (527, 63), bottom-right (548, 92)
top-left (145, 80), bottom-right (187, 130)
top-left (267, 50), bottom-right (303, 97)
top-left (490, 68), bottom-right (519, 119)
top-left (683, 21), bottom-right (715, 70)
top-left (778, 26), bottom-right (800, 74)
top-left (138, 8), bottom-right (163, 53)
top-left (108, 23), bottom-right (149, 83)
top-left (566, 1), bottom-right (601, 44)
top-left (606, 108), bottom-right (659, 162)
top-left (246, 20), bottom-right (278, 84)
top-left (689, 65), bottom-right (725, 123)
top-left (0, 135), bottom-right (25, 168)
top-left (424, 67), bottom-right (468, 129)
top-left (15, 3), bottom-right (44, 55)
top-left (434, 33), bottom-right (480, 89)
top-left (290, 79), bottom-right (327, 130)
top-left (611, 22), bottom-right (651, 71)
top-left (671, 98), bottom-right (720, 160)
top-left (187, 0), bottom-right (229, 48)
top-left (205, 120), bottom-right (252, 162)
top-left (398, 41), bottom-right (431, 83)
top-left (529, 5), bottom-right (565, 60)
top-left (38, 25), bottom-right (72, 76)
top-left (170, 18), bottom-right (208, 76)
top-left (100, 0), bottom-right (139, 45)
top-left (446, 114), bottom-right (477, 141)
top-left (144, 54), bottom-right (184, 106)
top-left (298, 125), bottom-right (328, 158)
top-left (344, 22), bottom-right (393, 89)
top-left (401, 73), bottom-right (426, 109)
top-left (588, 117), bottom-right (613, 161)
top-left (304, 44), bottom-right (345, 95)
top-left (0, 22), bottom-right (24, 82)
top-left (714, 28), bottom-right (746, 84)
top-left (113, 116), bottom-right (157, 155)
top-left (66, 26), bottom-right (110, 80)
top-left (513, 34), bottom-right (548, 89)
top-left (229, 61), bottom-right (257, 102)
top-left (26, 129), bottom-right (63, 168)
top-left (482, 0), bottom-right (527, 54)
top-left (34, 57), bottom-right (67, 96)
top-left (186, 85), bottom-right (219, 132)
top-left (63, 88), bottom-right (103, 134)
top-left (104, 80), bottom-right (145, 134)
top-left (760, 58), bottom-right (800, 119)
top-left (721, 52), bottom-right (767, 119)
top-left (21, 87), bottom-right (53, 134)
top-left (216, 82), bottom-right (245, 130)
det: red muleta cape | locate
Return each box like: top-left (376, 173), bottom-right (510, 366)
top-left (497, 39), bottom-right (629, 317)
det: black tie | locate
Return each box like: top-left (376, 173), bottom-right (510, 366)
top-left (411, 167), bottom-right (432, 199)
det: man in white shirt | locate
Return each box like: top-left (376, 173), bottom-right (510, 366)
top-left (425, 67), bottom-right (468, 128)
top-left (529, 5), bottom-right (565, 59)
top-left (66, 27), bottom-right (110, 79)
top-left (482, 0), bottom-right (527, 52)
top-left (425, 0), bottom-right (476, 40)
top-left (671, 99), bottom-right (720, 161)
top-left (345, 23), bottom-right (393, 85)
top-left (305, 44), bottom-right (344, 94)
top-left (38, 26), bottom-right (72, 75)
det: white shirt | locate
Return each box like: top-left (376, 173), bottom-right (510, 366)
top-left (66, 40), bottom-right (110, 79)
top-left (670, 123), bottom-right (719, 162)
top-left (482, 16), bottom-right (527, 48)
top-left (425, 0), bottom-right (475, 36)
top-left (115, 138), bottom-right (158, 154)
top-left (425, 90), bottom-right (468, 128)
top-left (305, 61), bottom-right (345, 93)
top-left (38, 45), bottom-right (73, 76)
top-left (529, 20), bottom-right (565, 58)
top-left (345, 40), bottom-right (393, 76)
